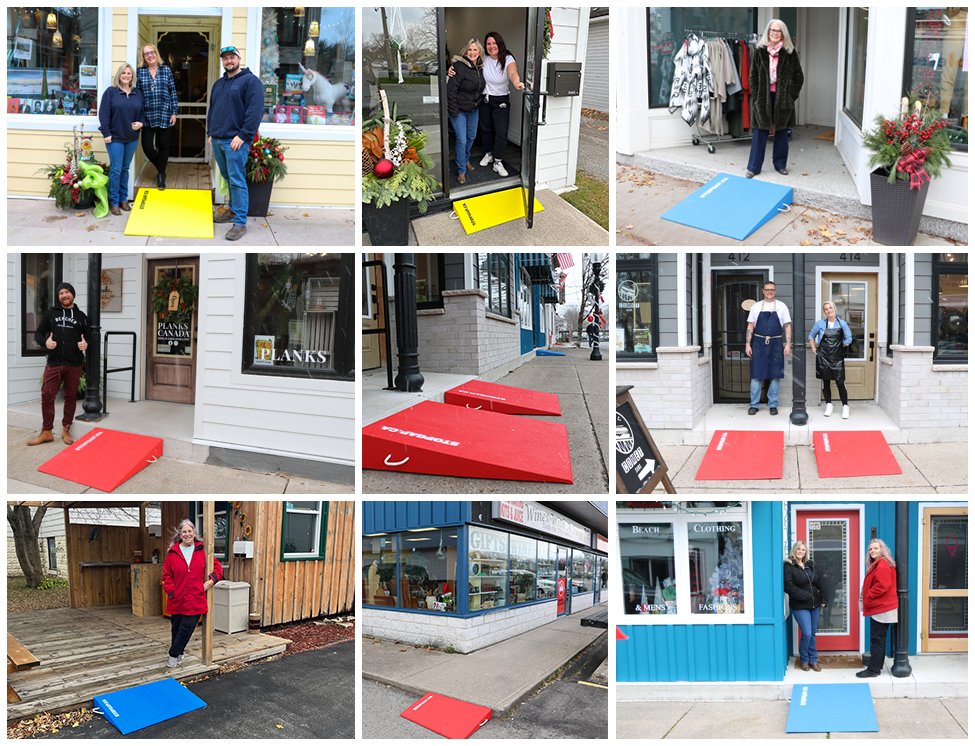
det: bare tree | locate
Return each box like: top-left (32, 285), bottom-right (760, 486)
top-left (576, 253), bottom-right (609, 337)
top-left (7, 504), bottom-right (48, 588)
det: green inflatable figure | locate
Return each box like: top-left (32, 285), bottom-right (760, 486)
top-left (77, 161), bottom-right (110, 218)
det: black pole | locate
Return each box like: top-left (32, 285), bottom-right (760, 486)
top-left (77, 253), bottom-right (103, 421)
top-left (890, 502), bottom-right (913, 677)
top-left (393, 254), bottom-right (424, 392)
top-left (789, 254), bottom-right (808, 425)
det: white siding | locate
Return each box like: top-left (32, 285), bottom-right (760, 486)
top-left (582, 14), bottom-right (609, 113)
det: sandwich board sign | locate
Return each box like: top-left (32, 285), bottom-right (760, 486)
top-left (616, 386), bottom-right (675, 494)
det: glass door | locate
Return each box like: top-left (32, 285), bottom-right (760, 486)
top-left (156, 29), bottom-right (215, 162)
top-left (821, 273), bottom-right (877, 399)
top-left (146, 258), bottom-right (199, 404)
top-left (520, 6), bottom-right (545, 228)
top-left (922, 507), bottom-right (968, 652)
top-left (556, 546), bottom-right (570, 616)
top-left (712, 273), bottom-right (764, 402)
top-left (797, 509), bottom-right (861, 651)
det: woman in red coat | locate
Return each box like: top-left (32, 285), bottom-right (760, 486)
top-left (857, 538), bottom-right (898, 678)
top-left (162, 519), bottom-right (223, 667)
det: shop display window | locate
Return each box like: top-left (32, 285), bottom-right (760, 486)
top-left (401, 528), bottom-right (457, 612)
top-left (416, 254), bottom-right (444, 309)
top-left (620, 522), bottom-right (676, 615)
top-left (468, 527), bottom-right (508, 610)
top-left (20, 253), bottom-right (62, 357)
top-left (258, 7), bottom-right (354, 126)
top-left (509, 534), bottom-right (538, 605)
top-left (933, 253), bottom-right (967, 363)
top-left (688, 521), bottom-right (745, 614)
top-left (7, 8), bottom-right (99, 116)
top-left (572, 551), bottom-right (595, 595)
top-left (362, 533), bottom-right (398, 607)
top-left (243, 253), bottom-right (353, 380)
top-left (617, 254), bottom-right (659, 360)
top-left (281, 501), bottom-right (327, 560)
top-left (843, 7), bottom-right (869, 127)
top-left (537, 541), bottom-right (558, 599)
top-left (477, 254), bottom-right (513, 318)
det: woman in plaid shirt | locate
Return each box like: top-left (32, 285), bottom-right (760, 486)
top-left (136, 44), bottom-right (178, 190)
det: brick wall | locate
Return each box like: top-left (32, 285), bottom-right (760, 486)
top-left (7, 537), bottom-right (68, 578)
top-left (620, 346), bottom-right (717, 432)
top-left (879, 346), bottom-right (968, 439)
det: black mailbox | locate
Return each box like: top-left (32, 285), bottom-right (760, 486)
top-left (545, 62), bottom-right (582, 96)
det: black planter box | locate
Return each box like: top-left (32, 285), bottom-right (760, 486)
top-left (73, 190), bottom-right (94, 210)
top-left (869, 169), bottom-right (930, 246)
top-left (363, 199), bottom-right (411, 246)
top-left (247, 179), bottom-right (274, 217)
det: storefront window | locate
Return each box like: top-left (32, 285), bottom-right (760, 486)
top-left (468, 526), bottom-right (508, 611)
top-left (281, 501), bottom-right (327, 560)
top-left (259, 7), bottom-right (354, 126)
top-left (617, 254), bottom-right (658, 360)
top-left (243, 253), bottom-right (353, 379)
top-left (645, 7), bottom-right (754, 108)
top-left (906, 7), bottom-right (968, 150)
top-left (688, 521), bottom-right (745, 615)
top-left (362, 533), bottom-right (398, 606)
top-left (929, 515), bottom-right (968, 634)
top-left (572, 551), bottom-right (594, 595)
top-left (7, 8), bottom-right (99, 116)
top-left (509, 534), bottom-right (538, 605)
top-left (477, 254), bottom-right (513, 318)
top-left (400, 528), bottom-right (457, 612)
top-left (933, 253), bottom-right (967, 363)
top-left (843, 7), bottom-right (868, 127)
top-left (537, 541), bottom-right (558, 599)
top-left (620, 522), bottom-right (676, 615)
top-left (416, 254), bottom-right (443, 308)
top-left (20, 253), bottom-right (62, 357)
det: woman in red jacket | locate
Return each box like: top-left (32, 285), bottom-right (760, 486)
top-left (857, 538), bottom-right (898, 678)
top-left (162, 519), bottom-right (223, 668)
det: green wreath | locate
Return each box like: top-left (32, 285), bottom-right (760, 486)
top-left (151, 275), bottom-right (198, 328)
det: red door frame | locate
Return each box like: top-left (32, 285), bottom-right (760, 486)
top-left (796, 509), bottom-right (861, 651)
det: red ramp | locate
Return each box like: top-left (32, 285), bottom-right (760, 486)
top-left (813, 431), bottom-right (902, 478)
top-left (363, 401), bottom-right (573, 483)
top-left (401, 692), bottom-right (492, 739)
top-left (37, 428), bottom-right (163, 492)
top-left (444, 379), bottom-right (561, 416)
top-left (695, 430), bottom-right (784, 480)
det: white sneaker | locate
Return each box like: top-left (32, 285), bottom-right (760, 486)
top-left (167, 656), bottom-right (179, 668)
top-left (842, 405), bottom-right (850, 419)
top-left (176, 654), bottom-right (184, 665)
top-left (824, 403), bottom-right (833, 417)
top-left (479, 152), bottom-right (494, 167)
top-left (493, 160), bottom-right (508, 177)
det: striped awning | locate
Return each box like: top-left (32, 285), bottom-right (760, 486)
top-left (519, 253), bottom-right (554, 282)
top-left (540, 284), bottom-right (560, 304)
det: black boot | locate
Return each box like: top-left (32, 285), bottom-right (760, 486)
top-left (157, 172), bottom-right (166, 190)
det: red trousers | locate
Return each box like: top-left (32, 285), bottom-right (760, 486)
top-left (40, 365), bottom-right (84, 430)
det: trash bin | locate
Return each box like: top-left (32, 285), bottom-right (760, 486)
top-left (212, 580), bottom-right (250, 634)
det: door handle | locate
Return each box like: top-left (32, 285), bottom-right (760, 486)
top-left (869, 340), bottom-right (875, 363)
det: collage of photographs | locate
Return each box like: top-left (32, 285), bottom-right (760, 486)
top-left (1, 3), bottom-right (969, 743)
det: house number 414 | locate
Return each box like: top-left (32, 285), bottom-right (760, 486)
top-left (840, 253), bottom-right (862, 262)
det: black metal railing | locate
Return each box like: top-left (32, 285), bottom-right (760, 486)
top-left (102, 331), bottom-right (137, 415)
top-left (362, 260), bottom-right (394, 390)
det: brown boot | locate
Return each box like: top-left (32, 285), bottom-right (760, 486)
top-left (27, 430), bottom-right (54, 446)
top-left (62, 426), bottom-right (75, 445)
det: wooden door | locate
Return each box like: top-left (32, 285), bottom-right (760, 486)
top-left (362, 254), bottom-right (383, 370)
top-left (820, 273), bottom-right (878, 399)
top-left (146, 257), bottom-right (199, 403)
top-left (922, 506), bottom-right (968, 652)
top-left (797, 509), bottom-right (861, 651)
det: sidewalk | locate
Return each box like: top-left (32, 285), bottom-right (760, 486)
top-left (362, 346), bottom-right (609, 494)
top-left (362, 605), bottom-right (607, 715)
top-left (7, 198), bottom-right (355, 246)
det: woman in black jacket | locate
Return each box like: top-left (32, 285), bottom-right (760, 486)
top-left (784, 541), bottom-right (825, 671)
top-left (446, 39), bottom-right (484, 185)
top-left (746, 19), bottom-right (804, 178)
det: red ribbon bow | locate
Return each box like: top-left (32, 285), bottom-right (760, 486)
top-left (897, 148), bottom-right (932, 190)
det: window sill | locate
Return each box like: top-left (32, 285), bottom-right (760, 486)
top-left (618, 361), bottom-right (659, 370)
top-left (485, 311), bottom-right (517, 325)
top-left (931, 362), bottom-right (968, 371)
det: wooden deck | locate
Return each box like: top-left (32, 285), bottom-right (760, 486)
top-left (6, 606), bottom-right (289, 722)
top-left (135, 162), bottom-right (213, 192)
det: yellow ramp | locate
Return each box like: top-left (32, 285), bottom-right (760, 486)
top-left (124, 188), bottom-right (214, 239)
top-left (452, 187), bottom-right (544, 235)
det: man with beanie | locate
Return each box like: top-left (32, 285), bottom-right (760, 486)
top-left (27, 282), bottom-right (90, 446)
top-left (207, 46), bottom-right (264, 241)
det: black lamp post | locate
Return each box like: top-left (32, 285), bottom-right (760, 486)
top-left (789, 254), bottom-right (808, 425)
top-left (393, 253), bottom-right (424, 392)
top-left (77, 253), bottom-right (103, 421)
top-left (890, 501), bottom-right (913, 677)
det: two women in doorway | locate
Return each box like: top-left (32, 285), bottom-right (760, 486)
top-left (446, 39), bottom-right (484, 185)
top-left (784, 541), bottom-right (826, 671)
top-left (808, 301), bottom-right (853, 418)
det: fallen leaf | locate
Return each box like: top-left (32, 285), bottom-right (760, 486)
top-left (800, 240), bottom-right (812, 246)
top-left (625, 224), bottom-right (634, 230)
top-left (86, 225), bottom-right (98, 231)
top-left (835, 229), bottom-right (847, 236)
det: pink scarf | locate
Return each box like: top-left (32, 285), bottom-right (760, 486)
top-left (767, 42), bottom-right (783, 90)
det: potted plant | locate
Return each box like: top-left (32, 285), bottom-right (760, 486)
top-left (862, 95), bottom-right (953, 245)
top-left (38, 142), bottom-right (108, 212)
top-left (361, 90), bottom-right (439, 246)
top-left (245, 133), bottom-right (288, 217)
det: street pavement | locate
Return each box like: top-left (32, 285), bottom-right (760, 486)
top-left (646, 440), bottom-right (968, 494)
top-left (617, 697), bottom-right (968, 739)
top-left (35, 641), bottom-right (354, 739)
top-left (7, 425), bottom-right (354, 495)
top-left (579, 114), bottom-right (610, 182)
top-left (362, 347), bottom-right (609, 494)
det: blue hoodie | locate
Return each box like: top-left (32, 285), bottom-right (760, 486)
top-left (207, 66), bottom-right (264, 142)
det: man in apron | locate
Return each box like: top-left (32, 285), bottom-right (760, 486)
top-left (744, 281), bottom-right (792, 415)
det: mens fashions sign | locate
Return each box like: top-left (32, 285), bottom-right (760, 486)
top-left (492, 501), bottom-right (591, 546)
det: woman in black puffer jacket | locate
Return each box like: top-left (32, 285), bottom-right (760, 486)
top-left (446, 38), bottom-right (484, 185)
top-left (784, 540), bottom-right (825, 672)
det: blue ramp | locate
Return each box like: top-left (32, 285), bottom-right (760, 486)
top-left (661, 173), bottom-right (793, 240)
top-left (94, 678), bottom-right (207, 734)
top-left (786, 683), bottom-right (879, 733)
top-left (536, 349), bottom-right (566, 356)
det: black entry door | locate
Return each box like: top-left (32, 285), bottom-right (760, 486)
top-left (712, 273), bottom-right (764, 402)
top-left (520, 7), bottom-right (545, 228)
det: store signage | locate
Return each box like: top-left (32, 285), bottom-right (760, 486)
top-left (690, 523), bottom-right (737, 533)
top-left (596, 534), bottom-right (609, 553)
top-left (156, 321), bottom-right (191, 355)
top-left (469, 527), bottom-right (506, 554)
top-left (253, 335), bottom-right (331, 366)
top-left (493, 501), bottom-right (591, 546)
top-left (557, 577), bottom-right (566, 614)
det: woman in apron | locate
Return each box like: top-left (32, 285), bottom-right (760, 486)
top-left (745, 284), bottom-right (792, 415)
top-left (808, 301), bottom-right (853, 418)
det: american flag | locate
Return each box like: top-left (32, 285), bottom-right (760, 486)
top-left (554, 252), bottom-right (575, 269)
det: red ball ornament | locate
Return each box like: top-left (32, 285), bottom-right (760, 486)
top-left (587, 315), bottom-right (594, 322)
top-left (374, 158), bottom-right (395, 179)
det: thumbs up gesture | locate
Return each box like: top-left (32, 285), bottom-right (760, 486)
top-left (78, 334), bottom-right (88, 352)
top-left (45, 333), bottom-right (57, 350)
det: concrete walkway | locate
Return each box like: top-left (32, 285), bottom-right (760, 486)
top-left (362, 346), bottom-right (609, 495)
top-left (7, 198), bottom-right (355, 246)
top-left (362, 605), bottom-right (607, 715)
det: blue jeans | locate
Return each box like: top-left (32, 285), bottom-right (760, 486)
top-left (211, 137), bottom-right (249, 225)
top-left (105, 139), bottom-right (139, 206)
top-left (747, 92), bottom-right (790, 174)
top-left (750, 378), bottom-right (780, 408)
top-left (450, 110), bottom-right (479, 176)
top-left (793, 607), bottom-right (820, 664)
